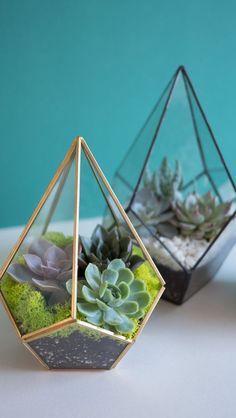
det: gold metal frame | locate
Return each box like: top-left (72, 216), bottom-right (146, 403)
top-left (0, 136), bottom-right (165, 369)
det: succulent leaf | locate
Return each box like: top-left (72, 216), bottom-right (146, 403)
top-left (82, 286), bottom-right (97, 303)
top-left (74, 259), bottom-right (151, 334)
top-left (7, 235), bottom-right (72, 305)
top-left (130, 188), bottom-right (177, 239)
top-left (172, 192), bottom-right (232, 240)
top-left (108, 259), bottom-right (125, 271)
top-left (101, 269), bottom-right (118, 285)
top-left (77, 302), bottom-right (100, 316)
top-left (85, 263), bottom-right (101, 292)
top-left (79, 225), bottom-right (144, 272)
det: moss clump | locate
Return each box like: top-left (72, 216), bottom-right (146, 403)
top-left (0, 243), bottom-right (161, 342)
top-left (133, 246), bottom-right (162, 297)
top-left (42, 231), bottom-right (73, 248)
top-left (126, 246), bottom-right (162, 338)
top-left (16, 254), bottom-right (26, 265)
top-left (0, 275), bottom-right (71, 334)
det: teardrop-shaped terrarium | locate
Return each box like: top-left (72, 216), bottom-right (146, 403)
top-left (0, 137), bottom-right (165, 369)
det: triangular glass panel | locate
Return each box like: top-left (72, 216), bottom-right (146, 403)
top-left (112, 66), bottom-right (236, 304)
top-left (0, 144), bottom-right (76, 337)
top-left (0, 138), bottom-right (164, 369)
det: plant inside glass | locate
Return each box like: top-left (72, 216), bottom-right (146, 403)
top-left (0, 137), bottom-right (164, 369)
top-left (111, 66), bottom-right (236, 304)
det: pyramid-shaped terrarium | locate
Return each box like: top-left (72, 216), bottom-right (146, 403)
top-left (111, 66), bottom-right (236, 305)
top-left (0, 137), bottom-right (165, 370)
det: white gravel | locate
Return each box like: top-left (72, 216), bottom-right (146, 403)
top-left (142, 235), bottom-right (209, 270)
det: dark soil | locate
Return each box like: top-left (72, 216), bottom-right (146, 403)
top-left (29, 327), bottom-right (128, 369)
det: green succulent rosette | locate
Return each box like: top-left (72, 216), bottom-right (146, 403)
top-left (67, 259), bottom-right (151, 334)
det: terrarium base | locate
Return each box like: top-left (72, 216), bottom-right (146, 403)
top-left (25, 326), bottom-right (130, 370)
top-left (154, 225), bottom-right (235, 305)
top-left (154, 217), bottom-right (236, 304)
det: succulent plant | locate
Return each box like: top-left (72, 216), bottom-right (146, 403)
top-left (128, 158), bottom-right (183, 238)
top-left (171, 192), bottom-right (232, 240)
top-left (67, 259), bottom-right (151, 334)
top-left (79, 224), bottom-right (144, 272)
top-left (7, 238), bottom-right (73, 305)
top-left (143, 157), bottom-right (183, 202)
top-left (130, 188), bottom-right (177, 238)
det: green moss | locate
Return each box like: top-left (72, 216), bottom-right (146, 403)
top-left (0, 242), bottom-right (162, 342)
top-left (0, 275), bottom-right (70, 334)
top-left (133, 246), bottom-right (162, 301)
top-left (16, 254), bottom-right (26, 265)
top-left (42, 231), bottom-right (73, 248)
top-left (118, 245), bottom-right (163, 339)
top-left (51, 302), bottom-right (71, 322)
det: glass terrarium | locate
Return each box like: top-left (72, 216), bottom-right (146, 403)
top-left (111, 66), bottom-right (236, 305)
top-left (0, 137), bottom-right (165, 370)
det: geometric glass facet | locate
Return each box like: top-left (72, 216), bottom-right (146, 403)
top-left (0, 137), bottom-right (165, 369)
top-left (112, 66), bottom-right (236, 304)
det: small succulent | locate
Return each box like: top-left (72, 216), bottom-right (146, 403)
top-left (130, 188), bottom-right (177, 238)
top-left (128, 158), bottom-right (183, 238)
top-left (143, 157), bottom-right (183, 202)
top-left (79, 224), bottom-right (144, 272)
top-left (171, 192), bottom-right (232, 240)
top-left (7, 238), bottom-right (72, 305)
top-left (67, 259), bottom-right (151, 334)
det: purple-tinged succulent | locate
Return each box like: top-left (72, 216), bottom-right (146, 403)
top-left (7, 238), bottom-right (73, 305)
top-left (171, 192), bottom-right (232, 240)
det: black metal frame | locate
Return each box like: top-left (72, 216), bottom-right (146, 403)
top-left (115, 66), bottom-right (236, 272)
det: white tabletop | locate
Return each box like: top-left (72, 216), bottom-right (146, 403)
top-left (0, 222), bottom-right (235, 418)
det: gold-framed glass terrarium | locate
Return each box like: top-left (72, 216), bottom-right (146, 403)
top-left (0, 137), bottom-right (165, 370)
top-left (110, 66), bottom-right (236, 305)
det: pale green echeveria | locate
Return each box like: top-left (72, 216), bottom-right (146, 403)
top-left (66, 259), bottom-right (151, 334)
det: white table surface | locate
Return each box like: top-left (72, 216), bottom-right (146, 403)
top-left (0, 222), bottom-right (235, 418)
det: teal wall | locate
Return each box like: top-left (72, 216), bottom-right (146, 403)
top-left (0, 0), bottom-right (235, 227)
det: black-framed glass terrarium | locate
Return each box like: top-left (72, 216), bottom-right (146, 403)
top-left (0, 137), bottom-right (165, 370)
top-left (110, 66), bottom-right (236, 305)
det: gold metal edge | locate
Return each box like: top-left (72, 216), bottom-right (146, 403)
top-left (75, 319), bottom-right (132, 343)
top-left (80, 138), bottom-right (166, 287)
top-left (47, 367), bottom-right (110, 372)
top-left (71, 137), bottom-right (81, 319)
top-left (111, 285), bottom-right (165, 367)
top-left (23, 342), bottom-right (50, 370)
top-left (0, 139), bottom-right (77, 280)
top-left (23, 317), bottom-right (77, 342)
top-left (110, 340), bottom-right (134, 369)
top-left (0, 291), bottom-right (22, 339)
top-left (132, 284), bottom-right (165, 341)
top-left (79, 138), bottom-right (165, 345)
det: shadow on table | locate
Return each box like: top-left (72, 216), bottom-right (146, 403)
top-left (154, 243), bottom-right (236, 329)
top-left (156, 276), bottom-right (236, 332)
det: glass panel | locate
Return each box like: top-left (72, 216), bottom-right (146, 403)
top-left (143, 71), bottom-right (204, 186)
top-left (112, 67), bottom-right (236, 304)
top-left (74, 147), bottom-right (163, 342)
top-left (27, 323), bottom-right (129, 369)
top-left (114, 74), bottom-right (175, 208)
top-left (0, 140), bottom-right (163, 344)
top-left (0, 150), bottom-right (76, 336)
top-left (185, 78), bottom-right (236, 202)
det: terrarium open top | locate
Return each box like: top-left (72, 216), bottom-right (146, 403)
top-left (112, 66), bottom-right (236, 304)
top-left (0, 137), bottom-right (164, 369)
